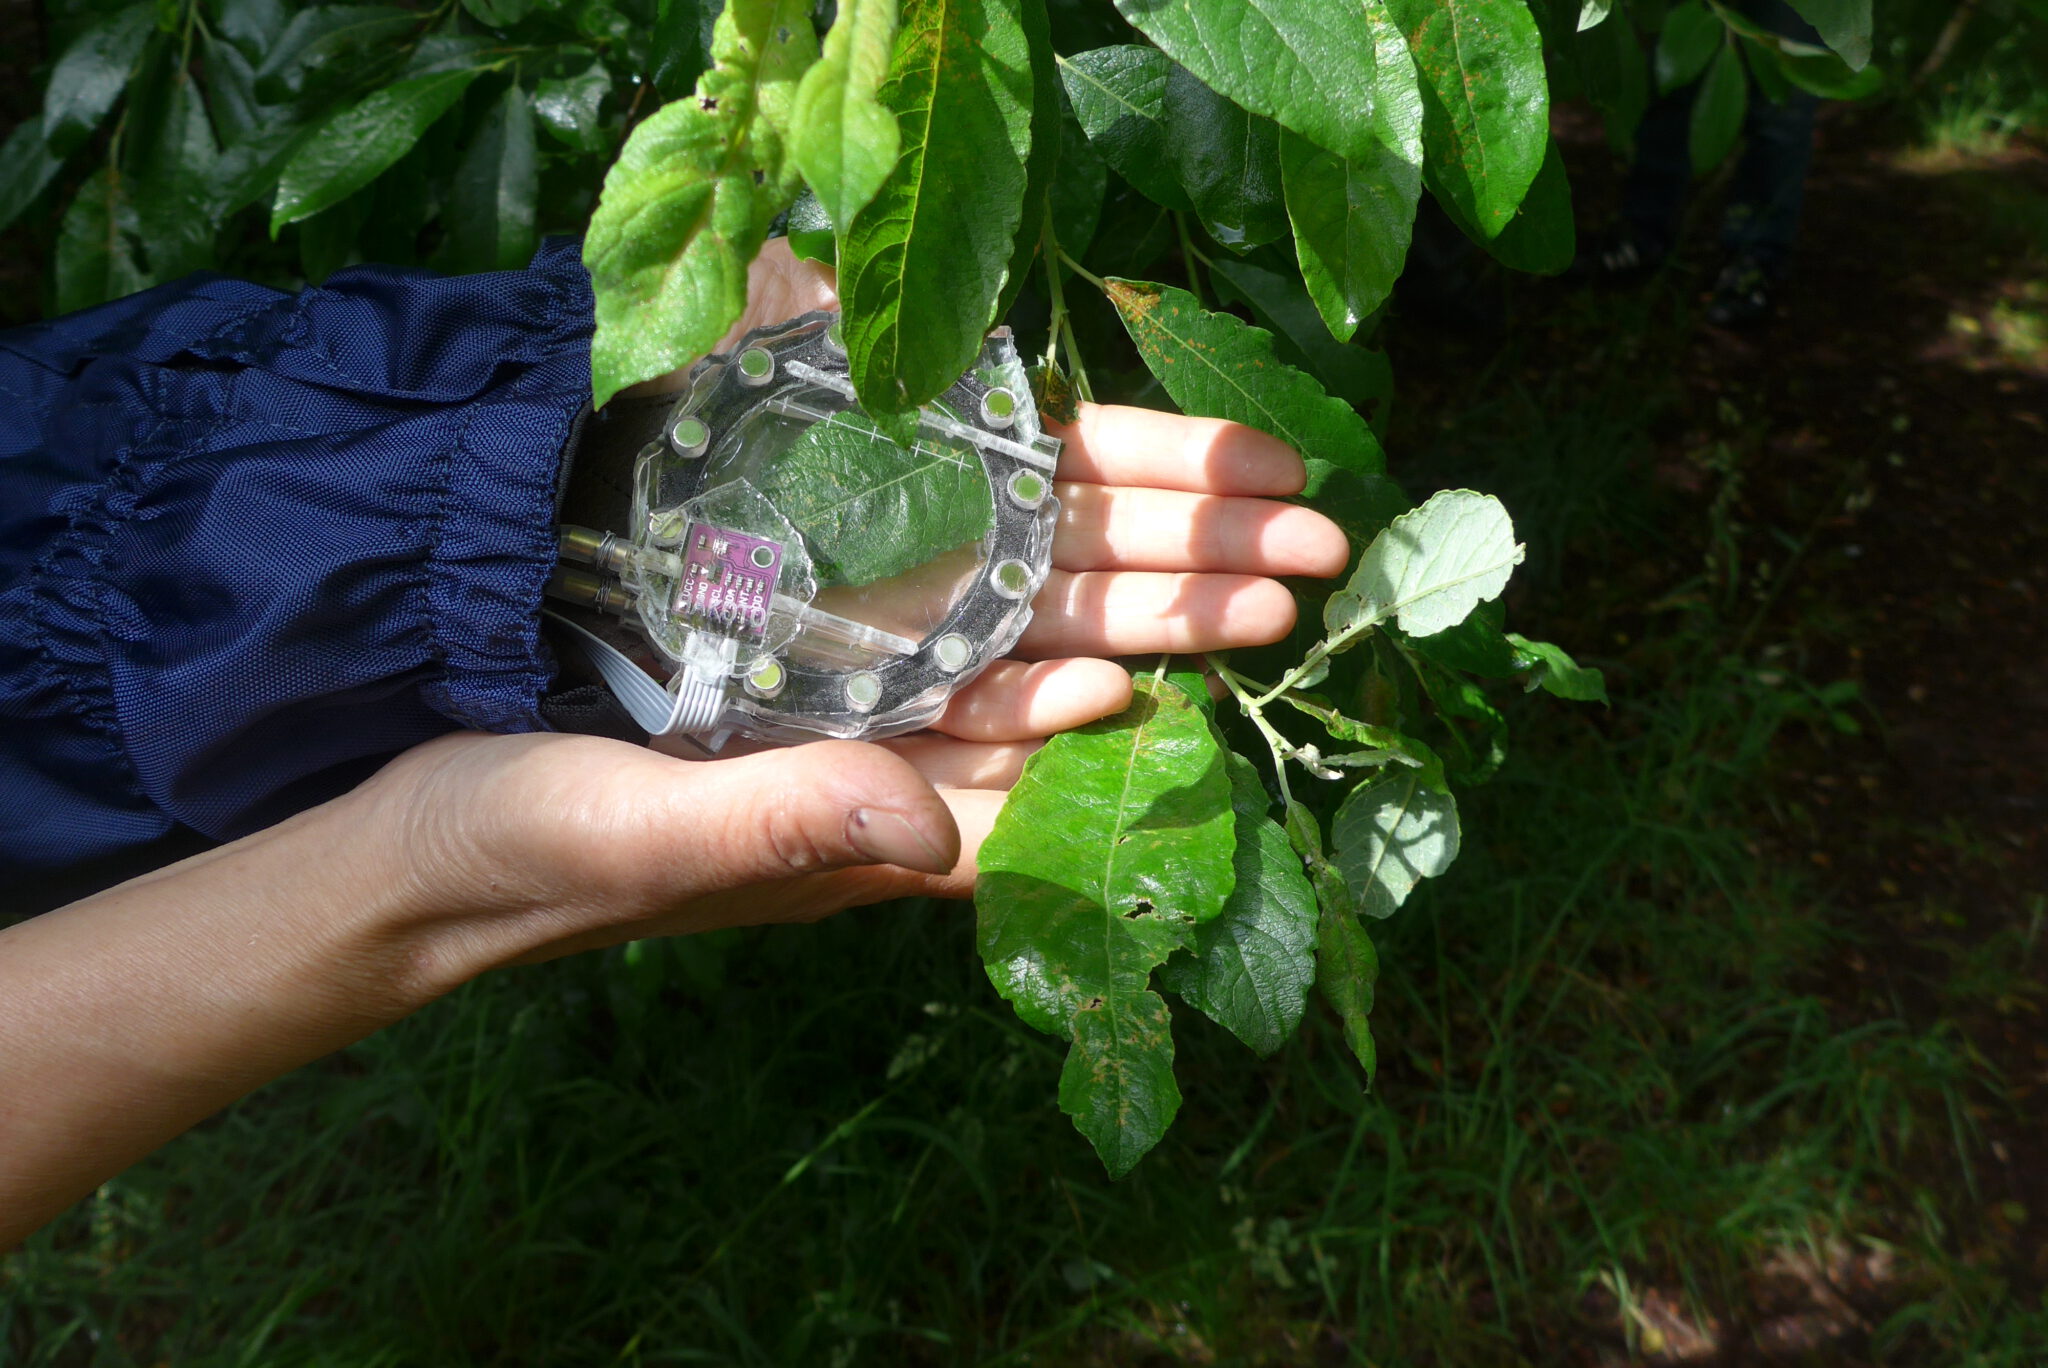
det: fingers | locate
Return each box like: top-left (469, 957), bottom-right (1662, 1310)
top-left (1049, 405), bottom-right (1309, 496)
top-left (882, 735), bottom-right (1039, 789)
top-left (1053, 482), bottom-right (1348, 577)
top-left (632, 740), bottom-right (960, 895)
top-left (1017, 570), bottom-right (1298, 657)
top-left (931, 657), bottom-right (1133, 741)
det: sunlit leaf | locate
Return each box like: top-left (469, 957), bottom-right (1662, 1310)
top-left (790, 0), bottom-right (900, 227)
top-left (1278, 2), bottom-right (1422, 338)
top-left (583, 0), bottom-right (818, 407)
top-left (978, 676), bottom-right (1237, 1175)
top-left (1508, 633), bottom-right (1609, 704)
top-left (839, 0), bottom-right (1034, 420)
top-left (1384, 0), bottom-right (1549, 240)
top-left (1113, 0), bottom-right (1382, 165)
top-left (1104, 277), bottom-right (1385, 475)
top-left (1332, 769), bottom-right (1461, 920)
top-left (1342, 489), bottom-right (1523, 638)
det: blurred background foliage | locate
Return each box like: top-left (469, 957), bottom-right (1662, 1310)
top-left (3, 0), bottom-right (2047, 1363)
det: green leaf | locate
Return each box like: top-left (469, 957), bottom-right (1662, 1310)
top-left (1507, 633), bottom-right (1608, 703)
top-left (55, 166), bottom-right (149, 313)
top-left (460, 0), bottom-right (532, 27)
top-left (1161, 63), bottom-right (1286, 252)
top-left (128, 67), bottom-right (222, 281)
top-left (977, 675), bottom-right (1237, 1175)
top-left (1786, 0), bottom-right (1871, 70)
top-left (1048, 100), bottom-right (1107, 256)
top-left (653, 0), bottom-right (709, 101)
top-left (756, 411), bottom-right (995, 587)
top-left (1404, 601), bottom-right (1515, 677)
top-left (1413, 660), bottom-right (1507, 781)
top-left (996, 0), bottom-right (1060, 321)
top-left (271, 68), bottom-right (485, 233)
top-left (0, 116), bottom-right (67, 237)
top-left (1573, 4), bottom-right (1647, 152)
top-left (1276, 2), bottom-right (1421, 339)
top-left (41, 4), bottom-right (155, 155)
top-left (535, 58), bottom-right (614, 154)
top-left (1688, 43), bottom-right (1746, 175)
top-left (1160, 752), bottom-right (1317, 1056)
top-left (297, 193), bottom-right (367, 282)
top-left (1058, 989), bottom-right (1180, 1179)
top-left (784, 187), bottom-right (837, 263)
top-left (1104, 277), bottom-right (1384, 475)
top-left (1309, 863), bottom-right (1377, 1080)
top-left (1775, 46), bottom-right (1884, 100)
top-left (200, 32), bottom-right (264, 145)
top-left (1298, 462), bottom-right (1411, 557)
top-left (1206, 256), bottom-right (1393, 420)
top-left (214, 0), bottom-right (288, 60)
top-left (1655, 0), bottom-right (1723, 94)
top-left (1332, 769), bottom-right (1461, 921)
top-left (1057, 45), bottom-right (1191, 213)
top-left (1384, 0), bottom-right (1549, 241)
top-left (790, 0), bottom-right (900, 227)
top-left (252, 5), bottom-right (416, 104)
top-left (584, 0), bottom-right (819, 408)
top-left (839, 0), bottom-right (1034, 420)
top-left (446, 84), bottom-right (538, 273)
top-left (1475, 133), bottom-right (1574, 275)
top-left (1343, 489), bottom-right (1523, 638)
top-left (1112, 0), bottom-right (1382, 166)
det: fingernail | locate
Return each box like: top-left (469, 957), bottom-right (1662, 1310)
top-left (845, 807), bottom-right (951, 873)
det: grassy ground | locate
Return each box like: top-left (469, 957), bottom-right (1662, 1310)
top-left (6, 91), bottom-right (2047, 1368)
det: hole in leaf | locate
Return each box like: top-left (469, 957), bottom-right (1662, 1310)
top-left (1128, 898), bottom-right (1155, 918)
top-left (700, 96), bottom-right (718, 111)
top-left (1082, 996), bottom-right (1104, 1010)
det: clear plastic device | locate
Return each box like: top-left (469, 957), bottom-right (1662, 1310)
top-left (554, 313), bottom-right (1061, 745)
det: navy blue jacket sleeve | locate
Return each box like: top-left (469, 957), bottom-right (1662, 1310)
top-left (1, 240), bottom-right (593, 876)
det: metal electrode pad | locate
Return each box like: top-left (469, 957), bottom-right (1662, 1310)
top-left (610, 313), bottom-right (1059, 744)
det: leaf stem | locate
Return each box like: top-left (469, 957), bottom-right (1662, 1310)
top-left (1040, 209), bottom-right (1095, 402)
top-left (1039, 207), bottom-right (1067, 367)
top-left (1212, 661), bottom-right (1296, 810)
top-left (1253, 614), bottom-right (1379, 709)
top-left (1057, 250), bottom-right (1107, 292)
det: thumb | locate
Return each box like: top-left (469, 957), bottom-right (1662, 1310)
top-left (649, 740), bottom-right (960, 892)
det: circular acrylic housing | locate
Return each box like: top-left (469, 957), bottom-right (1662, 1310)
top-left (624, 314), bottom-right (1062, 743)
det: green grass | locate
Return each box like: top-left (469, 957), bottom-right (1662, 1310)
top-left (4, 296), bottom-right (2037, 1368)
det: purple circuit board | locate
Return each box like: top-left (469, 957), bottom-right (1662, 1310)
top-left (673, 522), bottom-right (783, 643)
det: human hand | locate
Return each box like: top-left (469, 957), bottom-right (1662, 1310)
top-left (637, 236), bottom-right (1350, 752)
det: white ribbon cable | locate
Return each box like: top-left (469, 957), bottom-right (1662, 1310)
top-left (542, 610), bottom-right (725, 736)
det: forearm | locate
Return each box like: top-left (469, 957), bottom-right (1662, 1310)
top-left (0, 795), bottom-right (442, 1247)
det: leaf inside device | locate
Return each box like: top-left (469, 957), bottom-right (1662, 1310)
top-left (758, 412), bottom-right (994, 588)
